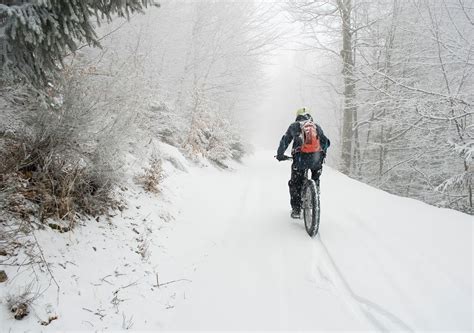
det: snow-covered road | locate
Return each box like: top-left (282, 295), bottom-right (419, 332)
top-left (158, 151), bottom-right (473, 331)
top-left (1, 150), bottom-right (471, 331)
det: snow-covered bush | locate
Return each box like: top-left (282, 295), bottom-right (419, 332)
top-left (136, 156), bottom-right (163, 193)
top-left (146, 102), bottom-right (184, 147)
top-left (181, 91), bottom-right (243, 167)
top-left (143, 96), bottom-right (246, 167)
top-left (0, 69), bottom-right (128, 224)
top-left (0, 0), bottom-right (161, 225)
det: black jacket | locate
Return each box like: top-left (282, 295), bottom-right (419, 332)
top-left (277, 114), bottom-right (330, 170)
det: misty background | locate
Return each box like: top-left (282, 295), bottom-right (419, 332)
top-left (1, 0), bottom-right (472, 217)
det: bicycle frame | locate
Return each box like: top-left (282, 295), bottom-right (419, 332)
top-left (277, 155), bottom-right (321, 237)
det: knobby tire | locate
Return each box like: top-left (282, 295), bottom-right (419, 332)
top-left (303, 179), bottom-right (320, 237)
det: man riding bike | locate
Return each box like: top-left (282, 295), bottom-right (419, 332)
top-left (276, 107), bottom-right (330, 219)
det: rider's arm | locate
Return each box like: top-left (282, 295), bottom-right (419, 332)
top-left (277, 125), bottom-right (294, 156)
top-left (317, 125), bottom-right (330, 152)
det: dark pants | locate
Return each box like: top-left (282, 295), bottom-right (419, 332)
top-left (288, 163), bottom-right (322, 211)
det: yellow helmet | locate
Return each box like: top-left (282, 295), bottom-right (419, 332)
top-left (296, 107), bottom-right (310, 117)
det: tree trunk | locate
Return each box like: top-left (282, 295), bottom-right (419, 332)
top-left (338, 0), bottom-right (355, 174)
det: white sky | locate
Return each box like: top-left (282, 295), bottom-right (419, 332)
top-left (251, 49), bottom-right (306, 150)
top-left (246, 8), bottom-right (340, 153)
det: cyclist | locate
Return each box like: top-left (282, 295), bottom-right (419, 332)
top-left (276, 107), bottom-right (330, 218)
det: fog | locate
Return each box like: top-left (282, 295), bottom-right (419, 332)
top-left (251, 50), bottom-right (303, 150)
top-left (250, 47), bottom-right (340, 165)
top-left (2, 0), bottom-right (470, 213)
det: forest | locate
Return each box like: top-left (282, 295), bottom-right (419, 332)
top-left (1, 0), bottom-right (471, 219)
top-left (0, 0), bottom-right (472, 331)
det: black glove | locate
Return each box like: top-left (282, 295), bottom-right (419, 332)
top-left (276, 154), bottom-right (285, 161)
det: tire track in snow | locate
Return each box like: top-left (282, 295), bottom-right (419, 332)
top-left (312, 235), bottom-right (414, 332)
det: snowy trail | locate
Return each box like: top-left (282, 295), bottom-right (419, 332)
top-left (1, 149), bottom-right (470, 331)
top-left (161, 153), bottom-right (367, 330)
top-left (158, 151), bottom-right (472, 331)
top-left (313, 238), bottom-right (413, 331)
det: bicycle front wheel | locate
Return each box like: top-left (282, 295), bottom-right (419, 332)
top-left (302, 180), bottom-right (320, 237)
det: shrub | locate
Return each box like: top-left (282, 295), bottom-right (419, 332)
top-left (136, 157), bottom-right (163, 193)
top-left (0, 70), bottom-right (126, 226)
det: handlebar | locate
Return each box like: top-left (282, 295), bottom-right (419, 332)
top-left (274, 155), bottom-right (292, 161)
top-left (275, 153), bottom-right (327, 164)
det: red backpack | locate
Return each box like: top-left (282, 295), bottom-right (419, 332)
top-left (300, 120), bottom-right (321, 153)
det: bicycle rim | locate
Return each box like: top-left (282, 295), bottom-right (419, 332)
top-left (303, 180), bottom-right (320, 237)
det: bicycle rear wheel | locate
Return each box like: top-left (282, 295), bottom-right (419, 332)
top-left (302, 180), bottom-right (320, 237)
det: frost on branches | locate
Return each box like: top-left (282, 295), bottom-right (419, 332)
top-left (79, 0), bottom-right (275, 167)
top-left (0, 0), bottom-right (155, 85)
top-left (289, 0), bottom-right (473, 214)
top-left (182, 91), bottom-right (243, 167)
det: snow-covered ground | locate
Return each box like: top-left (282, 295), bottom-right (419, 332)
top-left (1, 148), bottom-right (472, 331)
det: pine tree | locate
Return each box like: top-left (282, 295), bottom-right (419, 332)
top-left (0, 0), bottom-right (156, 86)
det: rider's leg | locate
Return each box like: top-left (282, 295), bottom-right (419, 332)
top-left (288, 163), bottom-right (305, 212)
top-left (311, 152), bottom-right (324, 186)
top-left (311, 168), bottom-right (322, 187)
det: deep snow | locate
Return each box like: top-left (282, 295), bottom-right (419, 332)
top-left (1, 148), bottom-right (472, 331)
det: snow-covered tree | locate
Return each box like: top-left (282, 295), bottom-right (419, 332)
top-left (0, 0), bottom-right (155, 86)
top-left (77, 0), bottom-right (280, 164)
top-left (288, 0), bottom-right (358, 174)
top-left (290, 0), bottom-right (473, 213)
top-left (352, 0), bottom-right (473, 213)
